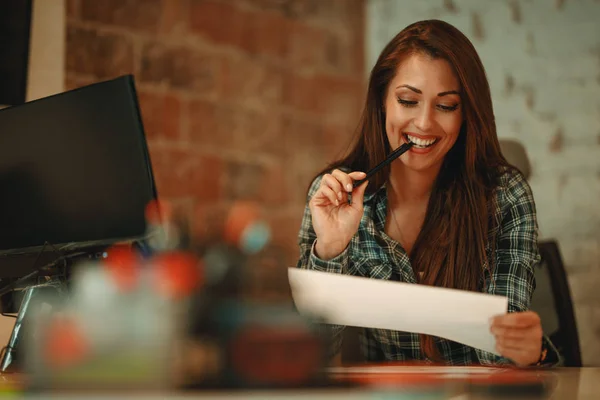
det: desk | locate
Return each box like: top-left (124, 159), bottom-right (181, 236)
top-left (327, 365), bottom-right (600, 399)
top-left (0, 366), bottom-right (598, 399)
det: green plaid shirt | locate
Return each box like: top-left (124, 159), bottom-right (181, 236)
top-left (296, 168), bottom-right (560, 366)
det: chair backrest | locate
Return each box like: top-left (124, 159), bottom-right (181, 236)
top-left (531, 240), bottom-right (582, 367)
top-left (500, 139), bottom-right (582, 365)
top-left (499, 139), bottom-right (532, 180)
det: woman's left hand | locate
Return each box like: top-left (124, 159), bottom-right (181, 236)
top-left (490, 311), bottom-right (543, 366)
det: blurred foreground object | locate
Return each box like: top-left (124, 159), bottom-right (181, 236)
top-left (24, 200), bottom-right (331, 392)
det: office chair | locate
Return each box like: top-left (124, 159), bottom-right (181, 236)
top-left (532, 241), bottom-right (582, 366)
top-left (500, 139), bottom-right (582, 367)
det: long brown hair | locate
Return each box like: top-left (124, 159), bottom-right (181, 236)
top-left (320, 20), bottom-right (515, 361)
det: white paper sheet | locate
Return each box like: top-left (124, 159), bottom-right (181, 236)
top-left (288, 268), bottom-right (509, 355)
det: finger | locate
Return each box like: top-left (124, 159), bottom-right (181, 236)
top-left (339, 189), bottom-right (349, 205)
top-left (490, 325), bottom-right (542, 340)
top-left (491, 311), bottom-right (540, 329)
top-left (348, 171), bottom-right (366, 178)
top-left (495, 345), bottom-right (539, 366)
top-left (321, 174), bottom-right (344, 201)
top-left (347, 171), bottom-right (367, 184)
top-left (350, 180), bottom-right (369, 209)
top-left (316, 185), bottom-right (340, 207)
top-left (331, 169), bottom-right (355, 193)
top-left (495, 335), bottom-right (540, 350)
top-left (495, 346), bottom-right (529, 365)
top-left (311, 184), bottom-right (339, 207)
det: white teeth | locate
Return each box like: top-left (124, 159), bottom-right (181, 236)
top-left (407, 134), bottom-right (436, 147)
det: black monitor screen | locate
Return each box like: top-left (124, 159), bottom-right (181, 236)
top-left (0, 75), bottom-right (157, 254)
top-left (0, 0), bottom-right (32, 106)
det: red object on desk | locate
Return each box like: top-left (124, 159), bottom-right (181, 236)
top-left (330, 362), bottom-right (547, 388)
top-left (103, 244), bottom-right (140, 292)
top-left (153, 251), bottom-right (203, 299)
top-left (230, 326), bottom-right (322, 386)
top-left (145, 199), bottom-right (172, 225)
top-left (223, 202), bottom-right (260, 247)
top-left (43, 316), bottom-right (89, 369)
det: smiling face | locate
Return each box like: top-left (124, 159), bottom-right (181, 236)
top-left (383, 53), bottom-right (463, 173)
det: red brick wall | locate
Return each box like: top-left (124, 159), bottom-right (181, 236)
top-left (65, 0), bottom-right (365, 265)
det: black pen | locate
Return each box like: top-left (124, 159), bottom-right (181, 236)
top-left (352, 142), bottom-right (414, 188)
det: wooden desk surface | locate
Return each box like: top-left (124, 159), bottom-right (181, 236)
top-left (327, 365), bottom-right (600, 400)
top-left (0, 366), bottom-right (598, 399)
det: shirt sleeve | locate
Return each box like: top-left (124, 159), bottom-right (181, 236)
top-left (475, 171), bottom-right (562, 366)
top-left (295, 174), bottom-right (349, 360)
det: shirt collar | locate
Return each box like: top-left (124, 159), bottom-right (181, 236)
top-left (364, 183), bottom-right (388, 232)
top-left (364, 182), bottom-right (387, 203)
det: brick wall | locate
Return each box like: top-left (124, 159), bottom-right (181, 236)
top-left (65, 0), bottom-right (365, 265)
top-left (367, 0), bottom-right (600, 365)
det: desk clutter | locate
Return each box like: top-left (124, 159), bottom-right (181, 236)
top-left (22, 200), bottom-right (334, 392)
top-left (11, 200), bottom-right (560, 398)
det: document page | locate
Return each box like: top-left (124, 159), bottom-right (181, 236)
top-left (288, 268), bottom-right (508, 355)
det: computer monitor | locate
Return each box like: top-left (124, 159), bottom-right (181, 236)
top-left (0, 75), bottom-right (157, 267)
top-left (0, 0), bottom-right (32, 106)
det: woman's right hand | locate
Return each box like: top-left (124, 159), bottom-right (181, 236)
top-left (309, 169), bottom-right (369, 260)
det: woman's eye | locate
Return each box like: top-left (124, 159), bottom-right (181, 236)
top-left (396, 97), bottom-right (460, 112)
top-left (438, 104), bottom-right (459, 112)
top-left (397, 98), bottom-right (417, 107)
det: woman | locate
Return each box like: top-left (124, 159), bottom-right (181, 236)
top-left (296, 20), bottom-right (560, 367)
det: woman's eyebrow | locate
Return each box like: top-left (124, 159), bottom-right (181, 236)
top-left (437, 90), bottom-right (460, 97)
top-left (396, 84), bottom-right (460, 97)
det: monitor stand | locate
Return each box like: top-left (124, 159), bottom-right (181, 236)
top-left (0, 279), bottom-right (67, 373)
top-left (0, 240), bottom-right (149, 374)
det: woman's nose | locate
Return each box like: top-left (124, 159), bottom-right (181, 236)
top-left (414, 106), bottom-right (433, 132)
